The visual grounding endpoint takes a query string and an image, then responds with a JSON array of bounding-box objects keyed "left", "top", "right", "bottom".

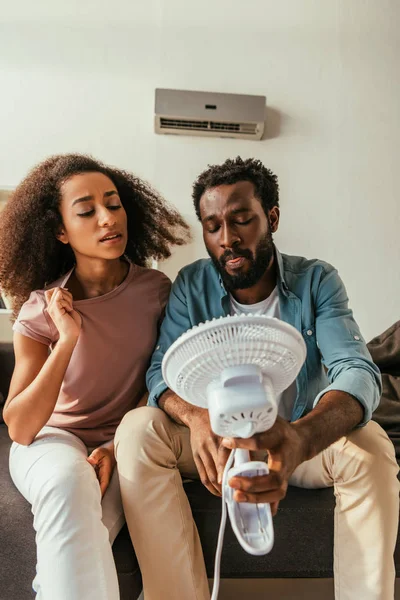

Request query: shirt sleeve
[
  {"left": 146, "top": 270, "right": 192, "bottom": 407},
  {"left": 157, "top": 273, "right": 172, "bottom": 324},
  {"left": 12, "top": 291, "right": 54, "bottom": 346},
  {"left": 313, "top": 265, "right": 382, "bottom": 426}
]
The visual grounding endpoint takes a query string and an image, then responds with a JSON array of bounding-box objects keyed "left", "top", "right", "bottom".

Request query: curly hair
[
  {"left": 192, "top": 156, "right": 279, "bottom": 220},
  {"left": 0, "top": 153, "right": 191, "bottom": 318}
]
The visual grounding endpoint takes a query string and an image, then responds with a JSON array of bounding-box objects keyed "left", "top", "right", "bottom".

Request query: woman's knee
[{"left": 32, "top": 458, "right": 100, "bottom": 516}]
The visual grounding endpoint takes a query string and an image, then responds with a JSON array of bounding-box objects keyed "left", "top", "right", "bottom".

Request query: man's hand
[
  {"left": 187, "top": 410, "right": 231, "bottom": 497},
  {"left": 87, "top": 441, "right": 116, "bottom": 497},
  {"left": 221, "top": 417, "right": 307, "bottom": 515},
  {"left": 158, "top": 390, "right": 232, "bottom": 497}
]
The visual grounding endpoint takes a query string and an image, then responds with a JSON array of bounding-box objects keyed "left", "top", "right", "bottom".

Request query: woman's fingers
[{"left": 46, "top": 287, "right": 73, "bottom": 313}]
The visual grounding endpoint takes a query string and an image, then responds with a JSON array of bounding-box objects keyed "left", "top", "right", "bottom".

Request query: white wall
[{"left": 0, "top": 0, "right": 399, "bottom": 341}]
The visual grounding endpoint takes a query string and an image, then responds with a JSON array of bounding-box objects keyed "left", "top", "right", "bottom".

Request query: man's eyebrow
[
  {"left": 201, "top": 207, "right": 251, "bottom": 223},
  {"left": 230, "top": 207, "right": 251, "bottom": 216},
  {"left": 71, "top": 190, "right": 118, "bottom": 206}
]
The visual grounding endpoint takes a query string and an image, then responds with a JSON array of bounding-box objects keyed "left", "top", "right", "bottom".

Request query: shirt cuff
[
  {"left": 313, "top": 370, "right": 378, "bottom": 427},
  {"left": 147, "top": 378, "right": 169, "bottom": 408}
]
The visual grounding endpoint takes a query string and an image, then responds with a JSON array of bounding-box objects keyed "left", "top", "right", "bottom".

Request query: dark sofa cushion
[
  {"left": 0, "top": 342, "right": 14, "bottom": 424},
  {"left": 185, "top": 480, "right": 335, "bottom": 578},
  {"left": 0, "top": 425, "right": 35, "bottom": 599},
  {"left": 368, "top": 321, "right": 400, "bottom": 458},
  {"left": 113, "top": 527, "right": 142, "bottom": 600}
]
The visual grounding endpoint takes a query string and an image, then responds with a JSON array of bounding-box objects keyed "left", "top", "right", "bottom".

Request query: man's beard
[{"left": 207, "top": 230, "right": 275, "bottom": 291}]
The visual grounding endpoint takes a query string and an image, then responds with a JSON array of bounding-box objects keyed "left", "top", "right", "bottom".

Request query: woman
[{"left": 0, "top": 154, "right": 190, "bottom": 600}]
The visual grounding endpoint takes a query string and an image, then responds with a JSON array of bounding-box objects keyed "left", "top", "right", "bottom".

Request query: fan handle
[{"left": 206, "top": 366, "right": 276, "bottom": 556}]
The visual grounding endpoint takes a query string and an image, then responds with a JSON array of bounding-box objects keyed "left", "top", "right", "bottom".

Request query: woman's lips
[{"left": 100, "top": 234, "right": 123, "bottom": 245}]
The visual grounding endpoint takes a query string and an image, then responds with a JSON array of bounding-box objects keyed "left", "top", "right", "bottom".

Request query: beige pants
[{"left": 115, "top": 407, "right": 400, "bottom": 600}]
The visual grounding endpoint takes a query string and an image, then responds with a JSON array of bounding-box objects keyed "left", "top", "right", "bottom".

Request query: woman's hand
[
  {"left": 44, "top": 287, "right": 81, "bottom": 343},
  {"left": 87, "top": 442, "right": 116, "bottom": 497}
]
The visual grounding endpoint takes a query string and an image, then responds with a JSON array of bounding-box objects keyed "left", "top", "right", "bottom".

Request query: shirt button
[
  {"left": 156, "top": 345, "right": 160, "bottom": 350},
  {"left": 354, "top": 335, "right": 360, "bottom": 341},
  {"left": 306, "top": 329, "right": 313, "bottom": 336}
]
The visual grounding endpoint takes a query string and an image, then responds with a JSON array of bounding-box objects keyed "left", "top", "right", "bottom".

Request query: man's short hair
[{"left": 192, "top": 157, "right": 279, "bottom": 220}]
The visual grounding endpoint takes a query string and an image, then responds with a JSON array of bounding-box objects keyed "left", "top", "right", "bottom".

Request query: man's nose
[{"left": 219, "top": 223, "right": 241, "bottom": 249}]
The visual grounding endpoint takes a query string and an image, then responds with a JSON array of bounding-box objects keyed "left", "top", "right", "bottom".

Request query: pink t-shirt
[{"left": 13, "top": 263, "right": 171, "bottom": 446}]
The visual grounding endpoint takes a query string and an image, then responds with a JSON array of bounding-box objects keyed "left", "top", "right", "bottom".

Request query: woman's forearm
[{"left": 5, "top": 338, "right": 77, "bottom": 445}]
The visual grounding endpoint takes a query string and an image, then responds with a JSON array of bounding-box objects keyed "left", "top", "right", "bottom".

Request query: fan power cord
[{"left": 210, "top": 448, "right": 236, "bottom": 600}]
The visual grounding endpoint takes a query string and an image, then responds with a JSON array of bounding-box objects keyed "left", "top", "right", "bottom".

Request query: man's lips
[{"left": 224, "top": 256, "right": 247, "bottom": 269}]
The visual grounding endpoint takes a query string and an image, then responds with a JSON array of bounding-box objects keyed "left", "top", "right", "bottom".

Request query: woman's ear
[{"left": 57, "top": 228, "right": 69, "bottom": 245}]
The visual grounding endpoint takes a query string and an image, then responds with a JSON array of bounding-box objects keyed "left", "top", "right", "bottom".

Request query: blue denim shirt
[{"left": 147, "top": 248, "right": 381, "bottom": 425}]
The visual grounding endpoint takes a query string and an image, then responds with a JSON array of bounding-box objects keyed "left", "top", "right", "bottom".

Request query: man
[{"left": 115, "top": 157, "right": 399, "bottom": 600}]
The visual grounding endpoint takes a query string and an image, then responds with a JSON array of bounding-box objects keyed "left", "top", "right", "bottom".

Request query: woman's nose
[{"left": 98, "top": 208, "right": 116, "bottom": 228}]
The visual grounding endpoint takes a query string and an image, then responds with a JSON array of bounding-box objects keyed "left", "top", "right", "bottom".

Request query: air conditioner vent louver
[
  {"left": 160, "top": 118, "right": 209, "bottom": 130},
  {"left": 160, "top": 118, "right": 258, "bottom": 135},
  {"left": 155, "top": 89, "right": 266, "bottom": 140}
]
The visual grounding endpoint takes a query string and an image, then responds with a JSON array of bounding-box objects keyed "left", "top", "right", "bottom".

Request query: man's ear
[
  {"left": 268, "top": 206, "right": 280, "bottom": 233},
  {"left": 57, "top": 228, "right": 69, "bottom": 245}
]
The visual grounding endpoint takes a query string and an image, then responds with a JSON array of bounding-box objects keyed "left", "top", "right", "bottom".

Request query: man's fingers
[
  {"left": 194, "top": 455, "right": 219, "bottom": 496},
  {"left": 217, "top": 445, "right": 231, "bottom": 484},
  {"left": 233, "top": 487, "right": 286, "bottom": 505},
  {"left": 222, "top": 435, "right": 265, "bottom": 451},
  {"left": 222, "top": 430, "right": 281, "bottom": 451},
  {"left": 229, "top": 471, "right": 288, "bottom": 505},
  {"left": 194, "top": 453, "right": 221, "bottom": 497},
  {"left": 270, "top": 501, "right": 280, "bottom": 516},
  {"left": 222, "top": 420, "right": 286, "bottom": 451},
  {"left": 229, "top": 473, "right": 283, "bottom": 493},
  {"left": 205, "top": 445, "right": 223, "bottom": 495}
]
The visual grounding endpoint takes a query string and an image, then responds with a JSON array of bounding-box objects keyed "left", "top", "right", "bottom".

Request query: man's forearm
[
  {"left": 159, "top": 389, "right": 208, "bottom": 427},
  {"left": 292, "top": 390, "right": 364, "bottom": 462}
]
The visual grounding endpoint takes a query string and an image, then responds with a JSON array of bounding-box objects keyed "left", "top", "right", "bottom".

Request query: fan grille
[{"left": 162, "top": 316, "right": 306, "bottom": 407}]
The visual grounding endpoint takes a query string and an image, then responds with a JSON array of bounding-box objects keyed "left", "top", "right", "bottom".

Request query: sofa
[{"left": 1, "top": 321, "right": 400, "bottom": 599}]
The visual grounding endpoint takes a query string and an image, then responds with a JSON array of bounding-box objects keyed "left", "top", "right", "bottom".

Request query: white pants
[{"left": 9, "top": 426, "right": 125, "bottom": 600}]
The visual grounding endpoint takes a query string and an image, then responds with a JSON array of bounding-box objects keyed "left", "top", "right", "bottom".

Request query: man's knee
[
  {"left": 115, "top": 406, "right": 173, "bottom": 458},
  {"left": 345, "top": 420, "right": 398, "bottom": 476}
]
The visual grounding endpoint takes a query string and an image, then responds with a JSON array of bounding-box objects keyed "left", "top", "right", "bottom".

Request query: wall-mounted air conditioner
[{"left": 155, "top": 89, "right": 266, "bottom": 141}]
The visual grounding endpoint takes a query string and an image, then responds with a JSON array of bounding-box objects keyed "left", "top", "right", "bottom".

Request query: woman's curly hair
[{"left": 0, "top": 153, "right": 191, "bottom": 318}]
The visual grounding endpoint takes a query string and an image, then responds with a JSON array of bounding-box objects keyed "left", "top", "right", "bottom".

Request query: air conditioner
[{"left": 155, "top": 89, "right": 266, "bottom": 141}]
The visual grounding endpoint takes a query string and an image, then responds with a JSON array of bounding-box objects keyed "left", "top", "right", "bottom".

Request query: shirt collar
[{"left": 274, "top": 246, "right": 289, "bottom": 295}]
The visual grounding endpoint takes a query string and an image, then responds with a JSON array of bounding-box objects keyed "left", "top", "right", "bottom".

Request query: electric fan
[{"left": 162, "top": 315, "right": 306, "bottom": 597}]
